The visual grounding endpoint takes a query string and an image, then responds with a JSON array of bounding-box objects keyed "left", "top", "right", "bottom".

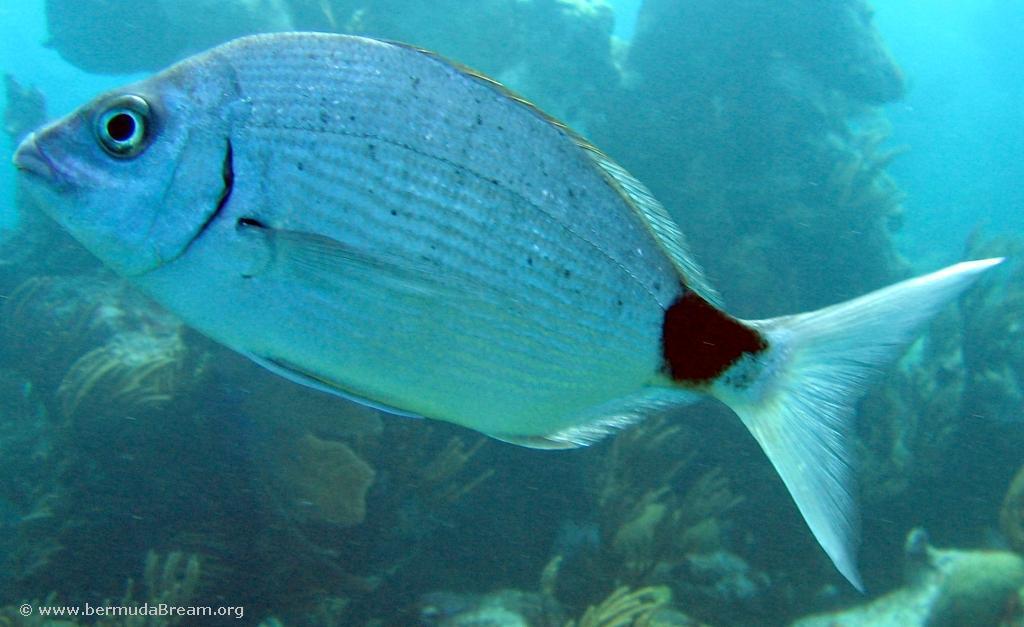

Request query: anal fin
[{"left": 490, "top": 388, "right": 701, "bottom": 449}]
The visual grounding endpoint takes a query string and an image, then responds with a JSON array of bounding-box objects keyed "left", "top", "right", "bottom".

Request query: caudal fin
[{"left": 710, "top": 258, "right": 1003, "bottom": 590}]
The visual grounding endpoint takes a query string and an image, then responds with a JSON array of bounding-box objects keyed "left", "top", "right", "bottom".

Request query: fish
[{"left": 11, "top": 32, "right": 1001, "bottom": 590}]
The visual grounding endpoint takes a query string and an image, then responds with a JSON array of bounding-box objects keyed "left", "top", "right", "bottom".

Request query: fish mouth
[{"left": 12, "top": 133, "right": 65, "bottom": 186}]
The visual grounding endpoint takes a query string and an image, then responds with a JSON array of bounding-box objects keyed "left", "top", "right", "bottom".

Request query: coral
[
  {"left": 373, "top": 423, "right": 494, "bottom": 517},
  {"left": 961, "top": 238, "right": 1024, "bottom": 423},
  {"left": 418, "top": 589, "right": 565, "bottom": 627},
  {"left": 1003, "top": 464, "right": 1024, "bottom": 554},
  {"left": 0, "top": 276, "right": 183, "bottom": 393},
  {"left": 0, "top": 551, "right": 204, "bottom": 627},
  {"left": 0, "top": 275, "right": 242, "bottom": 607},
  {"left": 1003, "top": 585, "right": 1024, "bottom": 627},
  {"left": 57, "top": 332, "right": 194, "bottom": 421},
  {"left": 856, "top": 319, "right": 969, "bottom": 504},
  {"left": 794, "top": 529, "right": 1024, "bottom": 627},
  {"left": 593, "top": 0, "right": 908, "bottom": 317},
  {"left": 565, "top": 586, "right": 673, "bottom": 627},
  {"left": 676, "top": 551, "right": 769, "bottom": 606},
  {"left": 274, "top": 432, "right": 376, "bottom": 526},
  {"left": 113, "top": 551, "right": 203, "bottom": 626},
  {"left": 416, "top": 436, "right": 495, "bottom": 506},
  {"left": 593, "top": 417, "right": 742, "bottom": 584},
  {"left": 0, "top": 369, "right": 51, "bottom": 508}
]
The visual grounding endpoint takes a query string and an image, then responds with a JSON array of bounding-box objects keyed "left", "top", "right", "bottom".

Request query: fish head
[{"left": 12, "top": 53, "right": 243, "bottom": 277}]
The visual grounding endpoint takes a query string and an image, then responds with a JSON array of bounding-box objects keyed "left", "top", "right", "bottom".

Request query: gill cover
[{"left": 13, "top": 50, "right": 244, "bottom": 277}]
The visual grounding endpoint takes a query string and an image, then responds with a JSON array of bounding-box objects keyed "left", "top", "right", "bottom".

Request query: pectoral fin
[
  {"left": 245, "top": 351, "right": 423, "bottom": 419},
  {"left": 237, "top": 218, "right": 457, "bottom": 299}
]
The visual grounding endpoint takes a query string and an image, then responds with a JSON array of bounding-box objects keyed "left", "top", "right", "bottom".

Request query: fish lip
[{"left": 12, "top": 133, "right": 66, "bottom": 186}]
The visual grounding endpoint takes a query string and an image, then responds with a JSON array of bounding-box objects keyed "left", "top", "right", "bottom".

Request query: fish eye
[{"left": 95, "top": 94, "right": 151, "bottom": 158}]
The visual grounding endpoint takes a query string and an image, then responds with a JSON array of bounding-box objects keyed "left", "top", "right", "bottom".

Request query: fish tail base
[{"left": 709, "top": 257, "right": 1003, "bottom": 591}]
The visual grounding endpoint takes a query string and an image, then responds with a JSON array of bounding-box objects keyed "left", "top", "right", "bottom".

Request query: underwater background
[{"left": 0, "top": 0, "right": 1022, "bottom": 625}]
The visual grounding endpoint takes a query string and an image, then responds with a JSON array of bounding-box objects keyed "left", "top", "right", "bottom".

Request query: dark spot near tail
[
  {"left": 662, "top": 289, "right": 767, "bottom": 384},
  {"left": 476, "top": 114, "right": 483, "bottom": 126}
]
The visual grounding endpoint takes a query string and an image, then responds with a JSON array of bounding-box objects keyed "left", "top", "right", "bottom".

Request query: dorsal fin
[
  {"left": 391, "top": 40, "right": 722, "bottom": 307},
  {"left": 579, "top": 149, "right": 722, "bottom": 306}
]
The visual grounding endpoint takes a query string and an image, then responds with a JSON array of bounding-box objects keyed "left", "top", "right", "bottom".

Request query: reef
[
  {"left": 594, "top": 417, "right": 743, "bottom": 582},
  {"left": 417, "top": 588, "right": 565, "bottom": 627},
  {"left": 0, "top": 275, "right": 214, "bottom": 600},
  {"left": 1002, "top": 464, "right": 1024, "bottom": 555},
  {"left": 0, "top": 550, "right": 204, "bottom": 626},
  {"left": 271, "top": 432, "right": 375, "bottom": 527},
  {"left": 566, "top": 585, "right": 673, "bottom": 627},
  {"left": 850, "top": 239, "right": 1024, "bottom": 593},
  {"left": 792, "top": 528, "right": 1024, "bottom": 626},
  {"left": 594, "top": 0, "right": 908, "bottom": 316}
]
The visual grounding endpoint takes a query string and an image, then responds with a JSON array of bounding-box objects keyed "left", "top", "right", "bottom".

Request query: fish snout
[{"left": 13, "top": 132, "right": 62, "bottom": 184}]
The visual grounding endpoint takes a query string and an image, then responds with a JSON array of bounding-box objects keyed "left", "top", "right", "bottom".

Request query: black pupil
[{"left": 106, "top": 112, "right": 137, "bottom": 142}]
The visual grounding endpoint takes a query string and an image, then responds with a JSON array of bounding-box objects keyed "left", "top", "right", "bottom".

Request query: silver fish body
[
  {"left": 169, "top": 34, "right": 699, "bottom": 439},
  {"left": 14, "top": 32, "right": 1002, "bottom": 589},
  {"left": 20, "top": 33, "right": 692, "bottom": 439}
]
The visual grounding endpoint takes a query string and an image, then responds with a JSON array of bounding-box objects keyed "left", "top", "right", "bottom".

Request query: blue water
[
  {"left": 1, "top": 2, "right": 1022, "bottom": 625},
  {"left": 4, "top": 0, "right": 1020, "bottom": 264},
  {"left": 876, "top": 0, "right": 1024, "bottom": 266},
  {"left": 0, "top": 0, "right": 142, "bottom": 231}
]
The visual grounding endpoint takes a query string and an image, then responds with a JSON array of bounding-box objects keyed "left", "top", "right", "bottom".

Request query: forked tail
[{"left": 709, "top": 258, "right": 1003, "bottom": 590}]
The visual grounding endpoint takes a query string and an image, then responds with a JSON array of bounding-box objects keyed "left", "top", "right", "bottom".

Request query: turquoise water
[
  {"left": 875, "top": 0, "right": 1024, "bottom": 266},
  {"left": 4, "top": 1, "right": 1020, "bottom": 264},
  {"left": 1, "top": 2, "right": 1022, "bottom": 625}
]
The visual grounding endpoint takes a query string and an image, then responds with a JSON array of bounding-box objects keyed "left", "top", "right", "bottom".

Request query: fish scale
[
  {"left": 232, "top": 35, "right": 679, "bottom": 298},
  {"left": 15, "top": 31, "right": 1002, "bottom": 588},
  {"left": 282, "top": 135, "right": 648, "bottom": 332},
  {"left": 254, "top": 116, "right": 654, "bottom": 318},
  {"left": 196, "top": 36, "right": 677, "bottom": 431},
  {"left": 269, "top": 144, "right": 649, "bottom": 380}
]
